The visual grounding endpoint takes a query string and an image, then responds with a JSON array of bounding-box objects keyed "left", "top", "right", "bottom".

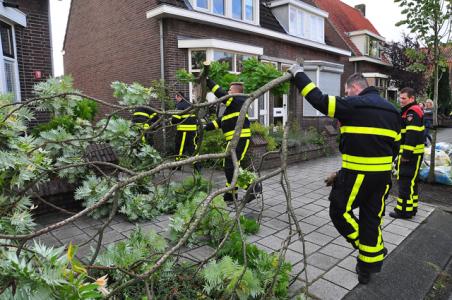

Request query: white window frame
[
  {"left": 189, "top": 0, "right": 259, "bottom": 25},
  {"left": 187, "top": 48, "right": 257, "bottom": 102},
  {"left": 0, "top": 19, "right": 21, "bottom": 102},
  {"left": 288, "top": 5, "right": 325, "bottom": 43}
]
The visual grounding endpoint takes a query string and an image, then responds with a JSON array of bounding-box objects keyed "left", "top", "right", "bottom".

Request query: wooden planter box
[{"left": 248, "top": 125, "right": 339, "bottom": 171}]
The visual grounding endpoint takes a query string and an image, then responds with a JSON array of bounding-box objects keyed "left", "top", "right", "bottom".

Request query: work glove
[
  {"left": 287, "top": 64, "right": 303, "bottom": 77},
  {"left": 324, "top": 171, "right": 338, "bottom": 187}
]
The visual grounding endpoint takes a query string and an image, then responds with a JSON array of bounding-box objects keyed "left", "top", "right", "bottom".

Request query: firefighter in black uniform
[
  {"left": 132, "top": 106, "right": 159, "bottom": 145},
  {"left": 171, "top": 92, "right": 200, "bottom": 171},
  {"left": 288, "top": 66, "right": 401, "bottom": 284},
  {"left": 390, "top": 87, "right": 424, "bottom": 219},
  {"left": 204, "top": 79, "right": 254, "bottom": 202}
]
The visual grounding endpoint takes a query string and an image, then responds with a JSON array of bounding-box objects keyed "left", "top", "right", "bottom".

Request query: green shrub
[
  {"left": 74, "top": 98, "right": 97, "bottom": 121},
  {"left": 250, "top": 122, "right": 278, "bottom": 151},
  {"left": 200, "top": 129, "right": 226, "bottom": 167}
]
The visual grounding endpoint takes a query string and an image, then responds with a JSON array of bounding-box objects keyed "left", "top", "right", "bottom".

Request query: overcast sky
[{"left": 49, "top": 0, "right": 408, "bottom": 76}]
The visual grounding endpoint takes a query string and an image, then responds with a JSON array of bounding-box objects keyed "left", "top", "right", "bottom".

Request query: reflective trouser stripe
[
  {"left": 344, "top": 174, "right": 364, "bottom": 242},
  {"left": 327, "top": 96, "right": 336, "bottom": 118},
  {"left": 178, "top": 132, "right": 187, "bottom": 159},
  {"left": 358, "top": 184, "right": 389, "bottom": 254},
  {"left": 300, "top": 82, "right": 316, "bottom": 97},
  {"left": 409, "top": 155, "right": 422, "bottom": 207},
  {"left": 241, "top": 139, "right": 250, "bottom": 161},
  {"left": 212, "top": 120, "right": 219, "bottom": 129},
  {"left": 396, "top": 154, "right": 402, "bottom": 180},
  {"left": 358, "top": 254, "right": 385, "bottom": 263}
]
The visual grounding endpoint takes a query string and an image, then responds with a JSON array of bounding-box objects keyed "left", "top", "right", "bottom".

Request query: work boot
[
  {"left": 389, "top": 211, "right": 412, "bottom": 219},
  {"left": 355, "top": 264, "right": 371, "bottom": 284},
  {"left": 243, "top": 183, "right": 262, "bottom": 203},
  {"left": 224, "top": 192, "right": 234, "bottom": 203}
]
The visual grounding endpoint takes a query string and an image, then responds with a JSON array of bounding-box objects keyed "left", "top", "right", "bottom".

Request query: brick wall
[
  {"left": 15, "top": 0, "right": 53, "bottom": 100},
  {"left": 64, "top": 0, "right": 161, "bottom": 117}
]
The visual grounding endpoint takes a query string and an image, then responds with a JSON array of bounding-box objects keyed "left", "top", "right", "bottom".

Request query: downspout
[{"left": 159, "top": 19, "right": 167, "bottom": 153}]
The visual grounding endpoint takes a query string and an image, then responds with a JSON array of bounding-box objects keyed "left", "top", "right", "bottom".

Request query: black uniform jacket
[{"left": 294, "top": 72, "right": 401, "bottom": 173}]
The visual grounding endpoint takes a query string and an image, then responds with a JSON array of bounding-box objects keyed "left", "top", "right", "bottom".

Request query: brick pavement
[{"left": 34, "top": 128, "right": 452, "bottom": 299}]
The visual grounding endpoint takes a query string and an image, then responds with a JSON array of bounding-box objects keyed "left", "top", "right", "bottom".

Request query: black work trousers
[
  {"left": 329, "top": 169, "right": 391, "bottom": 273},
  {"left": 396, "top": 154, "right": 423, "bottom": 216},
  {"left": 224, "top": 138, "right": 250, "bottom": 189}
]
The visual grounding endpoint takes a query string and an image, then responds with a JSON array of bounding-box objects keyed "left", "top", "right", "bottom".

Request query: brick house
[
  {"left": 0, "top": 0, "right": 53, "bottom": 101},
  {"left": 64, "top": 0, "right": 354, "bottom": 128},
  {"left": 314, "top": 0, "right": 395, "bottom": 101}
]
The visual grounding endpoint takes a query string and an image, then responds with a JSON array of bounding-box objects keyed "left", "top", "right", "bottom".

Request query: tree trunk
[{"left": 427, "top": 16, "right": 440, "bottom": 183}]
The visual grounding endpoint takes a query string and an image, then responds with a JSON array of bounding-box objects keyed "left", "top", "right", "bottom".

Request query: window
[
  {"left": 191, "top": 50, "right": 206, "bottom": 71},
  {"left": 288, "top": 6, "right": 324, "bottom": 43},
  {"left": 213, "top": 0, "right": 224, "bottom": 15},
  {"left": 188, "top": 48, "right": 255, "bottom": 101},
  {"left": 0, "top": 23, "right": 14, "bottom": 58},
  {"left": 0, "top": 21, "right": 20, "bottom": 101},
  {"left": 190, "top": 0, "right": 257, "bottom": 22},
  {"left": 366, "top": 36, "right": 382, "bottom": 59},
  {"left": 214, "top": 51, "right": 234, "bottom": 71}
]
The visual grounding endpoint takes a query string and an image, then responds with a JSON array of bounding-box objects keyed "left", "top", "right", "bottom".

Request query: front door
[{"left": 273, "top": 94, "right": 287, "bottom": 125}]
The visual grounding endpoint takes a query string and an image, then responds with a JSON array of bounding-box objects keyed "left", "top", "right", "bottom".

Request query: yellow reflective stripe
[
  {"left": 358, "top": 253, "right": 384, "bottom": 263},
  {"left": 406, "top": 125, "right": 425, "bottom": 132},
  {"left": 224, "top": 129, "right": 252, "bottom": 141},
  {"left": 221, "top": 112, "right": 249, "bottom": 121},
  {"left": 177, "top": 125, "right": 197, "bottom": 131},
  {"left": 133, "top": 112, "right": 151, "bottom": 118},
  {"left": 342, "top": 154, "right": 393, "bottom": 165},
  {"left": 342, "top": 161, "right": 392, "bottom": 172},
  {"left": 226, "top": 97, "right": 234, "bottom": 107},
  {"left": 143, "top": 124, "right": 150, "bottom": 129},
  {"left": 409, "top": 155, "right": 422, "bottom": 204},
  {"left": 301, "top": 82, "right": 316, "bottom": 97},
  {"left": 343, "top": 174, "right": 363, "bottom": 241},
  {"left": 400, "top": 144, "right": 424, "bottom": 154},
  {"left": 212, "top": 84, "right": 220, "bottom": 93},
  {"left": 327, "top": 96, "right": 336, "bottom": 118},
  {"left": 172, "top": 115, "right": 182, "bottom": 119},
  {"left": 179, "top": 132, "right": 187, "bottom": 156},
  {"left": 348, "top": 231, "right": 359, "bottom": 240},
  {"left": 396, "top": 204, "right": 413, "bottom": 211},
  {"left": 359, "top": 243, "right": 385, "bottom": 253},
  {"left": 396, "top": 155, "right": 402, "bottom": 180},
  {"left": 224, "top": 129, "right": 251, "bottom": 137},
  {"left": 340, "top": 126, "right": 399, "bottom": 139},
  {"left": 149, "top": 113, "right": 157, "bottom": 119},
  {"left": 240, "top": 139, "right": 250, "bottom": 161},
  {"left": 212, "top": 120, "right": 219, "bottom": 129},
  {"left": 395, "top": 133, "right": 401, "bottom": 142},
  {"left": 180, "top": 114, "right": 196, "bottom": 118}
]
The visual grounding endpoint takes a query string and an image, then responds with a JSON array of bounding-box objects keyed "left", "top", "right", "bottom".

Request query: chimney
[{"left": 355, "top": 4, "right": 366, "bottom": 16}]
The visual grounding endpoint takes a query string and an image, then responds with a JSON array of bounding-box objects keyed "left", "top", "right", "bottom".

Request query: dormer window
[
  {"left": 366, "top": 36, "right": 383, "bottom": 59},
  {"left": 267, "top": 0, "right": 328, "bottom": 44},
  {"left": 189, "top": 0, "right": 259, "bottom": 24},
  {"left": 289, "top": 6, "right": 324, "bottom": 43}
]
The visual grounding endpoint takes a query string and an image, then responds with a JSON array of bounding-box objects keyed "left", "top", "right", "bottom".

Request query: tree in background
[
  {"left": 428, "top": 65, "right": 452, "bottom": 115},
  {"left": 387, "top": 36, "right": 430, "bottom": 93},
  {"left": 395, "top": 0, "right": 452, "bottom": 182}
]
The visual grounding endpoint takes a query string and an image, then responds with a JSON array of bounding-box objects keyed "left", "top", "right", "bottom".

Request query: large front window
[
  {"left": 288, "top": 6, "right": 325, "bottom": 43},
  {"left": 0, "top": 21, "right": 20, "bottom": 101},
  {"left": 190, "top": 0, "right": 258, "bottom": 23}
]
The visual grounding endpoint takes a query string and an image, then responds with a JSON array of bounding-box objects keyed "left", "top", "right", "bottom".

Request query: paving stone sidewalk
[{"left": 34, "top": 128, "right": 452, "bottom": 299}]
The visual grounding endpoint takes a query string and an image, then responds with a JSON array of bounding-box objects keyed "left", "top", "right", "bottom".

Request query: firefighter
[
  {"left": 171, "top": 91, "right": 201, "bottom": 171},
  {"left": 204, "top": 78, "right": 259, "bottom": 203},
  {"left": 288, "top": 66, "right": 401, "bottom": 284},
  {"left": 132, "top": 105, "right": 159, "bottom": 145},
  {"left": 390, "top": 87, "right": 424, "bottom": 219}
]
